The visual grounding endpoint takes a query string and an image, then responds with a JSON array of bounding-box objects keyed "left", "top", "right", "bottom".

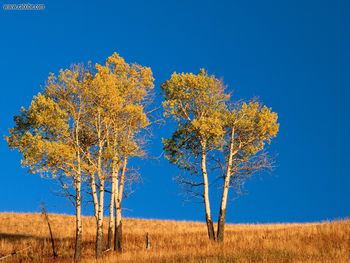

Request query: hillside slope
[{"left": 0, "top": 213, "right": 349, "bottom": 262}]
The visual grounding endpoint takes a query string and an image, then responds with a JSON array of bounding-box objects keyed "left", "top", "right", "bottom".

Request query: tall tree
[
  {"left": 105, "top": 53, "right": 154, "bottom": 252},
  {"left": 82, "top": 53, "right": 154, "bottom": 255},
  {"left": 82, "top": 61, "right": 114, "bottom": 257},
  {"left": 216, "top": 101, "right": 279, "bottom": 242},
  {"left": 162, "top": 69, "right": 229, "bottom": 240},
  {"left": 6, "top": 65, "right": 91, "bottom": 261}
]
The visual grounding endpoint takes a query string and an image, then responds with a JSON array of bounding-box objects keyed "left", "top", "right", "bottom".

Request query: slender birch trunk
[
  {"left": 113, "top": 170, "right": 119, "bottom": 251},
  {"left": 114, "top": 156, "right": 127, "bottom": 252},
  {"left": 95, "top": 112, "right": 105, "bottom": 258},
  {"left": 217, "top": 127, "right": 235, "bottom": 242},
  {"left": 74, "top": 118, "right": 83, "bottom": 261},
  {"left": 107, "top": 183, "right": 115, "bottom": 251},
  {"left": 90, "top": 172, "right": 99, "bottom": 220},
  {"left": 74, "top": 177, "right": 82, "bottom": 261},
  {"left": 96, "top": 179, "right": 105, "bottom": 257},
  {"left": 115, "top": 203, "right": 122, "bottom": 252},
  {"left": 200, "top": 141, "right": 215, "bottom": 241},
  {"left": 107, "top": 158, "right": 118, "bottom": 250}
]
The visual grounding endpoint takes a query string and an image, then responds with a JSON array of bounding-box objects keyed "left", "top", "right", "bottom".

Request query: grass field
[{"left": 0, "top": 213, "right": 349, "bottom": 262}]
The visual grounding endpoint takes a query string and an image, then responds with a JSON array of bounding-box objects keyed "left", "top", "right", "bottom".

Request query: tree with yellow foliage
[
  {"left": 103, "top": 53, "right": 153, "bottom": 253},
  {"left": 162, "top": 69, "right": 229, "bottom": 240},
  {"left": 217, "top": 101, "right": 279, "bottom": 242},
  {"left": 82, "top": 53, "right": 153, "bottom": 256},
  {"left": 6, "top": 53, "right": 154, "bottom": 260},
  {"left": 6, "top": 65, "right": 90, "bottom": 261},
  {"left": 162, "top": 70, "right": 279, "bottom": 242}
]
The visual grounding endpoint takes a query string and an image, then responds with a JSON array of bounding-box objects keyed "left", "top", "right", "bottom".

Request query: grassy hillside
[{"left": 0, "top": 213, "right": 349, "bottom": 262}]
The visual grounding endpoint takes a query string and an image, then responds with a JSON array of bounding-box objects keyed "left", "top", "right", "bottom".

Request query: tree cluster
[
  {"left": 6, "top": 54, "right": 279, "bottom": 260},
  {"left": 6, "top": 53, "right": 154, "bottom": 260},
  {"left": 162, "top": 69, "right": 279, "bottom": 241}
]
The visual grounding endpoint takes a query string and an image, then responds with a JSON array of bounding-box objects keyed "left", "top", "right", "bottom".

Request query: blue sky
[{"left": 1, "top": 0, "right": 349, "bottom": 223}]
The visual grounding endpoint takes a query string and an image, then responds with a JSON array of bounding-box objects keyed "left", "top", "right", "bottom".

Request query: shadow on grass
[
  {"left": 0, "top": 232, "right": 96, "bottom": 247},
  {"left": 0, "top": 233, "right": 47, "bottom": 241}
]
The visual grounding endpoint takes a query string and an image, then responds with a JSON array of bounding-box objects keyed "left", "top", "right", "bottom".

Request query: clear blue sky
[{"left": 1, "top": 0, "right": 349, "bottom": 223}]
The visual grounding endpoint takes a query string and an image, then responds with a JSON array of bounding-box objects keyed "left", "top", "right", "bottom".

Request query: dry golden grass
[{"left": 0, "top": 213, "right": 349, "bottom": 262}]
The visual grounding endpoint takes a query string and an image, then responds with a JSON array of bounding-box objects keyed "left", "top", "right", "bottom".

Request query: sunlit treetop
[
  {"left": 6, "top": 52, "right": 155, "bottom": 178},
  {"left": 161, "top": 69, "right": 229, "bottom": 143},
  {"left": 95, "top": 53, "right": 154, "bottom": 159},
  {"left": 226, "top": 101, "right": 279, "bottom": 156},
  {"left": 6, "top": 92, "right": 77, "bottom": 176}
]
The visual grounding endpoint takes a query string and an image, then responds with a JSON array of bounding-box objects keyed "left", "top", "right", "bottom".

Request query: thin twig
[{"left": 0, "top": 246, "right": 31, "bottom": 261}]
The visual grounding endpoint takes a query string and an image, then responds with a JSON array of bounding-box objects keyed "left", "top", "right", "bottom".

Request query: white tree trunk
[
  {"left": 74, "top": 177, "right": 82, "bottom": 261},
  {"left": 74, "top": 120, "right": 82, "bottom": 261},
  {"left": 115, "top": 203, "right": 122, "bottom": 252},
  {"left": 217, "top": 127, "right": 235, "bottom": 242},
  {"left": 200, "top": 141, "right": 215, "bottom": 241},
  {"left": 95, "top": 115, "right": 105, "bottom": 258},
  {"left": 107, "top": 159, "right": 118, "bottom": 250},
  {"left": 90, "top": 173, "right": 98, "bottom": 220},
  {"left": 114, "top": 156, "right": 127, "bottom": 252},
  {"left": 95, "top": 179, "right": 104, "bottom": 257}
]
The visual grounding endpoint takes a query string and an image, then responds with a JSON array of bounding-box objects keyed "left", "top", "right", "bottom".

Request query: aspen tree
[
  {"left": 6, "top": 53, "right": 154, "bottom": 259},
  {"left": 83, "top": 53, "right": 153, "bottom": 255},
  {"left": 162, "top": 70, "right": 279, "bottom": 243},
  {"left": 216, "top": 101, "right": 279, "bottom": 242},
  {"left": 162, "top": 69, "right": 229, "bottom": 240},
  {"left": 6, "top": 65, "right": 90, "bottom": 261},
  {"left": 104, "top": 53, "right": 154, "bottom": 252}
]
